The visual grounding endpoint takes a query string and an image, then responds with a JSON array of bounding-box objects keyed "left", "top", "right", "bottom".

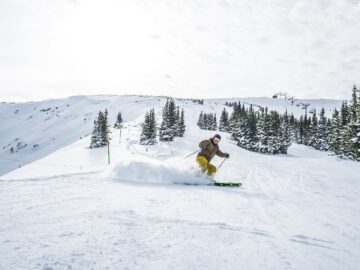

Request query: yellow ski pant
[{"left": 196, "top": 156, "right": 217, "bottom": 176}]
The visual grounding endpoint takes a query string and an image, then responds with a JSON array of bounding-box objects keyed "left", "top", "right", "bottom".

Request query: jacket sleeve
[
  {"left": 199, "top": 140, "right": 209, "bottom": 149},
  {"left": 216, "top": 148, "right": 226, "bottom": 158}
]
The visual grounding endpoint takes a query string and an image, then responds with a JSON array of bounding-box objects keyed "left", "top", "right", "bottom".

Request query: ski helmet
[{"left": 214, "top": 134, "right": 221, "bottom": 140}]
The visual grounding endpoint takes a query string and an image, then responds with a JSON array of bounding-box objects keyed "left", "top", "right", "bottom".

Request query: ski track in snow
[{"left": 0, "top": 96, "right": 359, "bottom": 269}]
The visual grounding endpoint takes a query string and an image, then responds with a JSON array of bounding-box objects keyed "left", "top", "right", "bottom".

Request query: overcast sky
[{"left": 1, "top": 0, "right": 360, "bottom": 102}]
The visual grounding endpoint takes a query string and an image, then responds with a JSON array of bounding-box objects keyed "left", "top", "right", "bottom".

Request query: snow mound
[{"left": 107, "top": 156, "right": 210, "bottom": 185}]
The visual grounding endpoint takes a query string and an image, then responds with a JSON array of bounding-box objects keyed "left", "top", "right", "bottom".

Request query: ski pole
[
  {"left": 184, "top": 150, "right": 200, "bottom": 159},
  {"left": 218, "top": 157, "right": 227, "bottom": 170}
]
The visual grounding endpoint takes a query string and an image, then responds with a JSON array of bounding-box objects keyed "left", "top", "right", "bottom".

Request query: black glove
[
  {"left": 200, "top": 145, "right": 206, "bottom": 151},
  {"left": 225, "top": 153, "right": 230, "bottom": 159}
]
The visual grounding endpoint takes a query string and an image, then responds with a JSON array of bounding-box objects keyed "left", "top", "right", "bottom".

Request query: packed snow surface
[{"left": 1, "top": 95, "right": 359, "bottom": 270}]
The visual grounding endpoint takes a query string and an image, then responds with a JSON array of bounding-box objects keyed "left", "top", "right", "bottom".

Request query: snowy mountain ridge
[{"left": 0, "top": 95, "right": 343, "bottom": 176}]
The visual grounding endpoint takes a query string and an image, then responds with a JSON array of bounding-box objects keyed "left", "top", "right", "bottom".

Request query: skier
[{"left": 197, "top": 134, "right": 230, "bottom": 177}]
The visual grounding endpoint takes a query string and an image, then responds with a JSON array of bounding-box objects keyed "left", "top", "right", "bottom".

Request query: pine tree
[
  {"left": 173, "top": 107, "right": 179, "bottom": 137},
  {"left": 327, "top": 86, "right": 360, "bottom": 160},
  {"left": 350, "top": 85, "right": 358, "bottom": 122},
  {"left": 178, "top": 109, "right": 186, "bottom": 137},
  {"left": 339, "top": 102, "right": 352, "bottom": 156},
  {"left": 279, "top": 115, "right": 291, "bottom": 154},
  {"left": 90, "top": 110, "right": 110, "bottom": 148},
  {"left": 297, "top": 116, "right": 304, "bottom": 144},
  {"left": 205, "top": 114, "right": 211, "bottom": 130},
  {"left": 303, "top": 115, "right": 311, "bottom": 145},
  {"left": 314, "top": 108, "right": 330, "bottom": 151},
  {"left": 197, "top": 111, "right": 204, "bottom": 129},
  {"left": 330, "top": 109, "right": 342, "bottom": 155},
  {"left": 289, "top": 113, "right": 297, "bottom": 141},
  {"left": 140, "top": 111, "right": 150, "bottom": 144},
  {"left": 140, "top": 109, "right": 157, "bottom": 145},
  {"left": 229, "top": 102, "right": 241, "bottom": 133},
  {"left": 212, "top": 114, "right": 218, "bottom": 131},
  {"left": 345, "top": 120, "right": 360, "bottom": 160},
  {"left": 346, "top": 86, "right": 360, "bottom": 159},
  {"left": 231, "top": 112, "right": 249, "bottom": 149},
  {"left": 100, "top": 109, "right": 110, "bottom": 145},
  {"left": 159, "top": 98, "right": 184, "bottom": 141},
  {"left": 247, "top": 106, "right": 258, "bottom": 150},
  {"left": 90, "top": 117, "right": 101, "bottom": 148},
  {"left": 219, "top": 108, "right": 230, "bottom": 132},
  {"left": 228, "top": 105, "right": 291, "bottom": 154},
  {"left": 309, "top": 109, "right": 318, "bottom": 147},
  {"left": 256, "top": 108, "right": 270, "bottom": 153},
  {"left": 268, "top": 111, "right": 281, "bottom": 154},
  {"left": 159, "top": 99, "right": 172, "bottom": 141},
  {"left": 114, "top": 112, "right": 123, "bottom": 128}
]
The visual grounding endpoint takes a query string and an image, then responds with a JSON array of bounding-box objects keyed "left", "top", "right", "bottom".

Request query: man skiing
[{"left": 197, "top": 134, "right": 230, "bottom": 177}]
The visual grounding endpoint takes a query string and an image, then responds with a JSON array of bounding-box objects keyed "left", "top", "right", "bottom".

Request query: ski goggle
[{"left": 214, "top": 138, "right": 220, "bottom": 143}]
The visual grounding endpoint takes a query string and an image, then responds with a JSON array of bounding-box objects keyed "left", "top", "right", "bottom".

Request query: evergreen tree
[
  {"left": 314, "top": 108, "right": 330, "bottom": 151},
  {"left": 197, "top": 112, "right": 218, "bottom": 131},
  {"left": 309, "top": 109, "right": 318, "bottom": 147},
  {"left": 140, "top": 109, "right": 157, "bottom": 145},
  {"left": 267, "top": 111, "right": 281, "bottom": 154},
  {"left": 219, "top": 108, "right": 230, "bottom": 132},
  {"left": 346, "top": 86, "right": 360, "bottom": 159},
  {"left": 256, "top": 108, "right": 270, "bottom": 153},
  {"left": 289, "top": 113, "right": 297, "bottom": 141},
  {"left": 226, "top": 105, "right": 291, "bottom": 154},
  {"left": 340, "top": 102, "right": 352, "bottom": 156},
  {"left": 229, "top": 102, "right": 241, "bottom": 133},
  {"left": 330, "top": 109, "right": 342, "bottom": 155},
  {"left": 159, "top": 98, "right": 185, "bottom": 141},
  {"left": 197, "top": 111, "right": 204, "bottom": 129},
  {"left": 174, "top": 107, "right": 180, "bottom": 137},
  {"left": 90, "top": 109, "right": 110, "bottom": 148},
  {"left": 345, "top": 120, "right": 360, "bottom": 160},
  {"left": 303, "top": 115, "right": 311, "bottom": 145},
  {"left": 231, "top": 112, "right": 249, "bottom": 149},
  {"left": 90, "top": 117, "right": 101, "bottom": 148},
  {"left": 279, "top": 115, "right": 291, "bottom": 154},
  {"left": 327, "top": 87, "right": 360, "bottom": 160},
  {"left": 212, "top": 114, "right": 218, "bottom": 131},
  {"left": 114, "top": 112, "right": 123, "bottom": 128},
  {"left": 247, "top": 106, "right": 258, "bottom": 149},
  {"left": 159, "top": 99, "right": 172, "bottom": 141},
  {"left": 178, "top": 108, "right": 186, "bottom": 137},
  {"left": 100, "top": 109, "right": 110, "bottom": 145},
  {"left": 340, "top": 102, "right": 350, "bottom": 127},
  {"left": 350, "top": 85, "right": 358, "bottom": 122}
]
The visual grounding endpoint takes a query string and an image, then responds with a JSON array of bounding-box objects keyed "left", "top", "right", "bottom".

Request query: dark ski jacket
[{"left": 197, "top": 138, "right": 226, "bottom": 162}]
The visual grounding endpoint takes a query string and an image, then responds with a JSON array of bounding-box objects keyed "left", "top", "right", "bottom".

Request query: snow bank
[{"left": 106, "top": 156, "right": 210, "bottom": 185}]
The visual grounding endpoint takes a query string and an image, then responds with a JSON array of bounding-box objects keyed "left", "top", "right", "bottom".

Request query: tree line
[
  {"left": 197, "top": 112, "right": 218, "bottom": 131},
  {"left": 288, "top": 86, "right": 360, "bottom": 160},
  {"left": 89, "top": 87, "right": 360, "bottom": 161},
  {"left": 90, "top": 98, "right": 186, "bottom": 148},
  {"left": 140, "top": 98, "right": 186, "bottom": 145},
  {"left": 196, "top": 86, "right": 359, "bottom": 160}
]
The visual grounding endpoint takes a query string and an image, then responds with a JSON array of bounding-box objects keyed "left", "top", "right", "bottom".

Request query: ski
[
  {"left": 213, "top": 182, "right": 242, "bottom": 187},
  {"left": 181, "top": 182, "right": 242, "bottom": 187}
]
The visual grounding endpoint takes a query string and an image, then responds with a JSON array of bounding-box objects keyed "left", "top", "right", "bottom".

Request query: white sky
[{"left": 0, "top": 0, "right": 360, "bottom": 102}]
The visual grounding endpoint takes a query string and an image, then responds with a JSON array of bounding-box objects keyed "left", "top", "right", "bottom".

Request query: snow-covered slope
[
  {"left": 0, "top": 95, "right": 342, "bottom": 176},
  {"left": 0, "top": 95, "right": 359, "bottom": 270}
]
